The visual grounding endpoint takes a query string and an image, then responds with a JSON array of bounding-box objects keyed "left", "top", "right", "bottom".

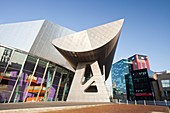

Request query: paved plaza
[{"left": 0, "top": 102, "right": 169, "bottom": 113}]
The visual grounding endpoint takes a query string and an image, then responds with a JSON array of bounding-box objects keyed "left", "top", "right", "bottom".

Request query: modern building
[
  {"left": 0, "top": 19, "right": 124, "bottom": 103},
  {"left": 111, "top": 54, "right": 153, "bottom": 100},
  {"left": 111, "top": 59, "right": 132, "bottom": 95},
  {"left": 128, "top": 54, "right": 150, "bottom": 70},
  {"left": 125, "top": 73, "right": 135, "bottom": 100},
  {"left": 52, "top": 19, "right": 124, "bottom": 102},
  {"left": 152, "top": 71, "right": 170, "bottom": 100},
  {"left": 125, "top": 69, "right": 154, "bottom": 100},
  {"left": 0, "top": 20, "right": 75, "bottom": 103}
]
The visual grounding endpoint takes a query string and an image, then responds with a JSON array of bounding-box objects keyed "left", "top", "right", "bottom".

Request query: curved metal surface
[{"left": 52, "top": 19, "right": 124, "bottom": 80}]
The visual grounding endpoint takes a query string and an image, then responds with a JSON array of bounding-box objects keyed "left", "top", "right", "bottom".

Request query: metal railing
[{"left": 112, "top": 99, "right": 170, "bottom": 106}]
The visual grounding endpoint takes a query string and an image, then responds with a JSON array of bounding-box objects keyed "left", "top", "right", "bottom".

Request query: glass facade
[
  {"left": 125, "top": 74, "right": 135, "bottom": 101},
  {"left": 0, "top": 45, "right": 74, "bottom": 103},
  {"left": 111, "top": 55, "right": 153, "bottom": 101},
  {"left": 111, "top": 59, "right": 132, "bottom": 94},
  {"left": 125, "top": 69, "right": 155, "bottom": 101},
  {"left": 157, "top": 73, "right": 170, "bottom": 100}
]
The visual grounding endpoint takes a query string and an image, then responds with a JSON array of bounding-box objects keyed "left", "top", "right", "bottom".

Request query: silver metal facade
[
  {"left": 0, "top": 20, "right": 75, "bottom": 71},
  {"left": 0, "top": 19, "right": 124, "bottom": 102},
  {"left": 52, "top": 19, "right": 124, "bottom": 80},
  {"left": 0, "top": 20, "right": 44, "bottom": 52},
  {"left": 29, "top": 20, "right": 75, "bottom": 71},
  {"left": 0, "top": 20, "right": 76, "bottom": 103}
]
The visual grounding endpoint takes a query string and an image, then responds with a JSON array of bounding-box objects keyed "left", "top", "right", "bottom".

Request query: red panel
[
  {"left": 142, "top": 62, "right": 145, "bottom": 69},
  {"left": 132, "top": 61, "right": 136, "bottom": 70},
  {"left": 136, "top": 55, "right": 141, "bottom": 70},
  {"left": 135, "top": 93, "right": 153, "bottom": 96}
]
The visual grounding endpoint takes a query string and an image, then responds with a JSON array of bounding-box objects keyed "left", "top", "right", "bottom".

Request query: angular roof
[
  {"left": 0, "top": 20, "right": 44, "bottom": 52},
  {"left": 0, "top": 20, "right": 75, "bottom": 71},
  {"left": 52, "top": 19, "right": 124, "bottom": 80},
  {"left": 52, "top": 19, "right": 124, "bottom": 52}
]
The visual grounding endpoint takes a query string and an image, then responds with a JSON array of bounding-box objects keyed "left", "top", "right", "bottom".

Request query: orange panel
[
  {"left": 26, "top": 79, "right": 37, "bottom": 83},
  {"left": 0, "top": 75, "right": 10, "bottom": 80},
  {"left": 27, "top": 86, "right": 46, "bottom": 93},
  {"left": 26, "top": 97, "right": 44, "bottom": 102}
]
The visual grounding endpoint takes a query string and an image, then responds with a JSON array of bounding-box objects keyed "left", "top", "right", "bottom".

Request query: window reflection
[
  {"left": 22, "top": 56, "right": 37, "bottom": 102},
  {"left": 0, "top": 45, "right": 74, "bottom": 103},
  {"left": 0, "top": 50, "right": 27, "bottom": 103},
  {"left": 43, "top": 63, "right": 55, "bottom": 101},
  {"left": 0, "top": 46, "right": 12, "bottom": 72},
  {"left": 161, "top": 80, "right": 170, "bottom": 88}
]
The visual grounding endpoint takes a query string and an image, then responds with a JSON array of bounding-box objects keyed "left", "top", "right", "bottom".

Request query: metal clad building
[
  {"left": 0, "top": 20, "right": 75, "bottom": 103},
  {"left": 0, "top": 19, "right": 124, "bottom": 103}
]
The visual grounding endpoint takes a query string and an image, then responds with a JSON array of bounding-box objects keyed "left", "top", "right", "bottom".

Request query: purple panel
[
  {"left": 27, "top": 92, "right": 34, "bottom": 97},
  {"left": 36, "top": 77, "right": 42, "bottom": 84},
  {"left": 10, "top": 71, "right": 18, "bottom": 78},
  {"left": 19, "top": 73, "right": 24, "bottom": 86},
  {"left": 48, "top": 86, "right": 57, "bottom": 99},
  {"left": 21, "top": 73, "right": 28, "bottom": 100},
  {"left": 0, "top": 92, "right": 11, "bottom": 102},
  {"left": 7, "top": 80, "right": 15, "bottom": 91}
]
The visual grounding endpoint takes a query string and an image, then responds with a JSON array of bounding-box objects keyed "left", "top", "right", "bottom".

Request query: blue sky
[{"left": 0, "top": 0, "right": 170, "bottom": 72}]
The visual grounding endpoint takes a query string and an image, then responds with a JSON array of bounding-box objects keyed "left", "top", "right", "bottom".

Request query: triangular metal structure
[{"left": 52, "top": 19, "right": 124, "bottom": 102}]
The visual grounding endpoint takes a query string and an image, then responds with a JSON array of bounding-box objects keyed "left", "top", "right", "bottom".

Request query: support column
[
  {"left": 67, "top": 61, "right": 110, "bottom": 102},
  {"left": 103, "top": 65, "right": 105, "bottom": 81}
]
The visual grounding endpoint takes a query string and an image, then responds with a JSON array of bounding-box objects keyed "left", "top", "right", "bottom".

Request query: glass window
[
  {"left": 64, "top": 72, "right": 74, "bottom": 101},
  {"left": 25, "top": 59, "right": 48, "bottom": 102},
  {"left": 22, "top": 55, "right": 38, "bottom": 102},
  {"left": 161, "top": 80, "right": 170, "bottom": 88},
  {"left": 57, "top": 72, "right": 67, "bottom": 101},
  {"left": 1, "top": 50, "right": 27, "bottom": 103},
  {"left": 43, "top": 62, "right": 55, "bottom": 101},
  {"left": 0, "top": 46, "right": 13, "bottom": 72}
]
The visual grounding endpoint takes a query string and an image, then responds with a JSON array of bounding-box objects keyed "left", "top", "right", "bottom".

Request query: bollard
[
  {"left": 126, "top": 100, "right": 128, "bottom": 105},
  {"left": 135, "top": 100, "right": 137, "bottom": 105},
  {"left": 154, "top": 100, "right": 156, "bottom": 106},
  {"left": 115, "top": 99, "right": 118, "bottom": 103},
  {"left": 144, "top": 100, "right": 146, "bottom": 106},
  {"left": 4, "top": 98, "right": 6, "bottom": 103},
  {"left": 164, "top": 100, "right": 167, "bottom": 106}
]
